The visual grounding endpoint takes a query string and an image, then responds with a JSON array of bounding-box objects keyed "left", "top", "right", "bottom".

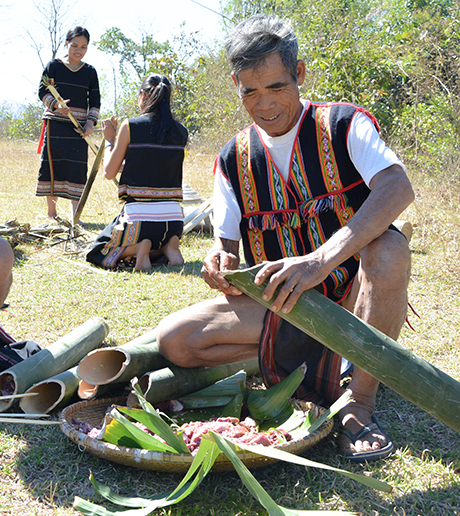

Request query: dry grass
[{"left": 0, "top": 139, "right": 459, "bottom": 516}]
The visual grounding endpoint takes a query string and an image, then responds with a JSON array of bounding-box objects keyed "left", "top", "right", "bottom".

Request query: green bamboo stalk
[
  {"left": 77, "top": 328, "right": 169, "bottom": 386},
  {"left": 0, "top": 318, "right": 109, "bottom": 412},
  {"left": 19, "top": 366, "right": 80, "bottom": 414},
  {"left": 127, "top": 360, "right": 259, "bottom": 407},
  {"left": 223, "top": 265, "right": 460, "bottom": 434}
]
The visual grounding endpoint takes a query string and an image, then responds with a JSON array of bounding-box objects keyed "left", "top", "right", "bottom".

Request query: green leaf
[
  {"left": 247, "top": 363, "right": 306, "bottom": 423},
  {"left": 306, "top": 390, "right": 352, "bottom": 435},
  {"left": 104, "top": 408, "right": 179, "bottom": 453},
  {"left": 207, "top": 432, "right": 358, "bottom": 515},
  {"left": 229, "top": 439, "right": 392, "bottom": 493},
  {"left": 75, "top": 437, "right": 222, "bottom": 515},
  {"left": 126, "top": 385, "right": 190, "bottom": 453}
]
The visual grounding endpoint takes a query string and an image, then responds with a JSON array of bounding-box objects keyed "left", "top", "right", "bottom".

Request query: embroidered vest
[
  {"left": 220, "top": 102, "right": 375, "bottom": 302},
  {"left": 119, "top": 114, "right": 188, "bottom": 203}
]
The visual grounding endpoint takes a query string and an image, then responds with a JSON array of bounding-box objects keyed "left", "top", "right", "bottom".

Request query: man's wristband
[{"left": 105, "top": 142, "right": 115, "bottom": 149}]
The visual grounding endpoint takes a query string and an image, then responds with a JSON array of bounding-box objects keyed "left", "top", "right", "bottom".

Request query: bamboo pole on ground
[
  {"left": 223, "top": 265, "right": 460, "bottom": 434},
  {"left": 127, "top": 359, "right": 259, "bottom": 407},
  {"left": 77, "top": 328, "right": 169, "bottom": 386},
  {"left": 0, "top": 318, "right": 109, "bottom": 412}
]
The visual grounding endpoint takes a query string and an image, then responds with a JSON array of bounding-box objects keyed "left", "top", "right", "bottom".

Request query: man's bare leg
[
  {"left": 157, "top": 294, "right": 266, "bottom": 367},
  {"left": 339, "top": 229, "right": 411, "bottom": 455}
]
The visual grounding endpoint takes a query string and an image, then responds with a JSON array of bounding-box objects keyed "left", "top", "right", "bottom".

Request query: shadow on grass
[{"left": 4, "top": 404, "right": 460, "bottom": 516}]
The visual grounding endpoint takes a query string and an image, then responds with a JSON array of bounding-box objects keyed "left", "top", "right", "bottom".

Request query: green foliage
[
  {"left": 7, "top": 103, "right": 43, "bottom": 141},
  {"left": 221, "top": 0, "right": 460, "bottom": 177},
  {"left": 0, "top": 103, "right": 13, "bottom": 139}
]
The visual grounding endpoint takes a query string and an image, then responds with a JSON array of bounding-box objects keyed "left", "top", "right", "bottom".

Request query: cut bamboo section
[
  {"left": 127, "top": 359, "right": 259, "bottom": 407},
  {"left": 77, "top": 380, "right": 125, "bottom": 400},
  {"left": 0, "top": 318, "right": 109, "bottom": 412},
  {"left": 77, "top": 328, "right": 168, "bottom": 386},
  {"left": 19, "top": 367, "right": 80, "bottom": 414},
  {"left": 223, "top": 265, "right": 460, "bottom": 434}
]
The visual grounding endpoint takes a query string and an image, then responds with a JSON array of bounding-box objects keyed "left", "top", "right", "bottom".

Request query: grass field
[{"left": 0, "top": 138, "right": 459, "bottom": 516}]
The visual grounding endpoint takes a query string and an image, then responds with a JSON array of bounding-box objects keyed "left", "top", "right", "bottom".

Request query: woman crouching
[{"left": 86, "top": 74, "right": 188, "bottom": 271}]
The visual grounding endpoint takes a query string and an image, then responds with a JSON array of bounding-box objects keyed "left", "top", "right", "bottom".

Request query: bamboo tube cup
[
  {"left": 128, "top": 359, "right": 259, "bottom": 407},
  {"left": 77, "top": 328, "right": 169, "bottom": 386},
  {"left": 223, "top": 265, "right": 460, "bottom": 434},
  {"left": 0, "top": 317, "right": 109, "bottom": 412},
  {"left": 19, "top": 367, "right": 80, "bottom": 414}
]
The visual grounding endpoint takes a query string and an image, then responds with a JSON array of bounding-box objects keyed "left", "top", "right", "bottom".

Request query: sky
[{"left": 0, "top": 0, "right": 226, "bottom": 109}]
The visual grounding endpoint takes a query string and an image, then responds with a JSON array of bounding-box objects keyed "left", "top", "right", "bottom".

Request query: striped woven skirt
[
  {"left": 36, "top": 119, "right": 88, "bottom": 200},
  {"left": 259, "top": 310, "right": 343, "bottom": 405},
  {"left": 86, "top": 203, "right": 183, "bottom": 269}
]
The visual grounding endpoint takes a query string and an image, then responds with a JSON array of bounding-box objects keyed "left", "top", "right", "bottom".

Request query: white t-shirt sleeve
[
  {"left": 347, "top": 111, "right": 406, "bottom": 187},
  {"left": 212, "top": 164, "right": 242, "bottom": 241}
]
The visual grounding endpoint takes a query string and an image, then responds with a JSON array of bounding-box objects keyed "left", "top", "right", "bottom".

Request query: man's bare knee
[
  {"left": 156, "top": 313, "right": 195, "bottom": 367},
  {"left": 360, "top": 230, "right": 411, "bottom": 288}
]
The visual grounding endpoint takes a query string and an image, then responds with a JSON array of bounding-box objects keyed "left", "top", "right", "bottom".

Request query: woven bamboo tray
[{"left": 60, "top": 396, "right": 333, "bottom": 473}]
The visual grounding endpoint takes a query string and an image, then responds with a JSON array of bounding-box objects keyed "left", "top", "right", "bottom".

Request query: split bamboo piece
[
  {"left": 77, "top": 328, "right": 169, "bottom": 386},
  {"left": 0, "top": 317, "right": 109, "bottom": 412},
  {"left": 73, "top": 138, "right": 105, "bottom": 225},
  {"left": 19, "top": 366, "right": 80, "bottom": 414},
  {"left": 127, "top": 359, "right": 259, "bottom": 407},
  {"left": 223, "top": 265, "right": 460, "bottom": 434}
]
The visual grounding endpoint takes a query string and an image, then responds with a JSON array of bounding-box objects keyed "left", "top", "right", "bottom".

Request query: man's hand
[
  {"left": 201, "top": 238, "right": 242, "bottom": 295},
  {"left": 254, "top": 253, "right": 328, "bottom": 313}
]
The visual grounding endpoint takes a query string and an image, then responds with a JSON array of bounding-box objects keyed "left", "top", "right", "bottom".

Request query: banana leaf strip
[
  {"left": 128, "top": 384, "right": 190, "bottom": 453},
  {"left": 225, "top": 436, "right": 392, "bottom": 493},
  {"left": 74, "top": 437, "right": 221, "bottom": 515},
  {"left": 208, "top": 432, "right": 358, "bottom": 515},
  {"left": 247, "top": 363, "right": 306, "bottom": 426},
  {"left": 102, "top": 409, "right": 179, "bottom": 453}
]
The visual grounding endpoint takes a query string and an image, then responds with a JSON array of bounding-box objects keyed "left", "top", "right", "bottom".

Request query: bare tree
[{"left": 23, "top": 0, "right": 81, "bottom": 68}]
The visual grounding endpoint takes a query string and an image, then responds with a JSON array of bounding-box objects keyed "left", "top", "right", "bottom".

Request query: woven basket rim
[{"left": 60, "top": 396, "right": 333, "bottom": 472}]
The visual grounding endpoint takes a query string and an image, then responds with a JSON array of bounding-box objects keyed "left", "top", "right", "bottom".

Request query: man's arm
[
  {"left": 201, "top": 237, "right": 243, "bottom": 295},
  {"left": 254, "top": 164, "right": 415, "bottom": 313}
]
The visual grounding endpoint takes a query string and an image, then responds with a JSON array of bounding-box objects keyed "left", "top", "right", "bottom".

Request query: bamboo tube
[
  {"left": 19, "top": 367, "right": 80, "bottom": 414},
  {"left": 223, "top": 265, "right": 460, "bottom": 434},
  {"left": 77, "top": 380, "right": 125, "bottom": 400},
  {"left": 127, "top": 359, "right": 259, "bottom": 407},
  {"left": 77, "top": 328, "right": 169, "bottom": 386},
  {"left": 0, "top": 318, "right": 109, "bottom": 412}
]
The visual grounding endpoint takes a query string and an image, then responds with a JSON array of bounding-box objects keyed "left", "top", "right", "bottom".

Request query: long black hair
[{"left": 139, "top": 74, "right": 174, "bottom": 144}]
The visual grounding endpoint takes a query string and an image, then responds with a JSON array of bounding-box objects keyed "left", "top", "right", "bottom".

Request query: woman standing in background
[{"left": 36, "top": 26, "right": 100, "bottom": 222}]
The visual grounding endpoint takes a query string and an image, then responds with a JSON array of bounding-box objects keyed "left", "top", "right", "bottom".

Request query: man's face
[{"left": 234, "top": 53, "right": 306, "bottom": 137}]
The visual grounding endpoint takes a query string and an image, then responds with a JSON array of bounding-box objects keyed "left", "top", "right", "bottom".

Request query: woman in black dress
[
  {"left": 86, "top": 74, "right": 188, "bottom": 271},
  {"left": 36, "top": 26, "right": 100, "bottom": 221}
]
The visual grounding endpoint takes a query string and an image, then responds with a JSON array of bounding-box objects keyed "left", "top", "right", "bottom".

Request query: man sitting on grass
[{"left": 157, "top": 14, "right": 414, "bottom": 462}]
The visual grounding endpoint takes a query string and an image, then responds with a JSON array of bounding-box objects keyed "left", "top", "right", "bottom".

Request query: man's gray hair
[{"left": 225, "top": 14, "right": 299, "bottom": 81}]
